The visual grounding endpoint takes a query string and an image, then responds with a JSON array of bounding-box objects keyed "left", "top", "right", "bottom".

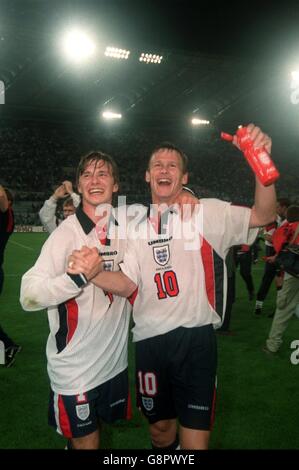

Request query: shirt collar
[
  {"left": 75, "top": 203, "right": 119, "bottom": 235},
  {"left": 76, "top": 204, "right": 95, "bottom": 235}
]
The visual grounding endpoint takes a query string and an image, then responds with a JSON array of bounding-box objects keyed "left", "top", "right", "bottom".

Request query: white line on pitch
[{"left": 8, "top": 240, "right": 34, "bottom": 251}]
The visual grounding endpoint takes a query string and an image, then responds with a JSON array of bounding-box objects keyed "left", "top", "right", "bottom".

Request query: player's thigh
[
  {"left": 70, "top": 429, "right": 100, "bottom": 449},
  {"left": 173, "top": 325, "right": 217, "bottom": 431},
  {"left": 135, "top": 337, "right": 176, "bottom": 423},
  {"left": 95, "top": 368, "right": 131, "bottom": 423},
  {"left": 48, "top": 389, "right": 99, "bottom": 440}
]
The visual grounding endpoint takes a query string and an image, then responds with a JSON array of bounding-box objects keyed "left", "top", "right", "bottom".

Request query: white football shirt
[
  {"left": 20, "top": 205, "right": 130, "bottom": 395},
  {"left": 120, "top": 199, "right": 258, "bottom": 342}
]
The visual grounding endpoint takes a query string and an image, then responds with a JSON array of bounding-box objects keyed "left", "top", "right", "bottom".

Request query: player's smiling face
[
  {"left": 146, "top": 149, "right": 188, "bottom": 205},
  {"left": 78, "top": 159, "right": 118, "bottom": 212}
]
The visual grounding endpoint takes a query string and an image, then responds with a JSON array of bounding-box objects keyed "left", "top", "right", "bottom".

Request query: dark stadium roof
[{"left": 2, "top": 0, "right": 299, "bottom": 134}]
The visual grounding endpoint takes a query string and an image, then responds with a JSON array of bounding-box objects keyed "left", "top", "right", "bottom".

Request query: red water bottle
[{"left": 221, "top": 126, "right": 280, "bottom": 186}]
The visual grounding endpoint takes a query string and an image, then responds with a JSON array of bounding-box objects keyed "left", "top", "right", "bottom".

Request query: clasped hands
[{"left": 67, "top": 246, "right": 103, "bottom": 281}]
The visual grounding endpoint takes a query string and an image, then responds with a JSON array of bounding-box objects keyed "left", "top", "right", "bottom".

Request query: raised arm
[
  {"left": 63, "top": 180, "right": 81, "bottom": 207},
  {"left": 39, "top": 184, "right": 67, "bottom": 233},
  {"left": 249, "top": 177, "right": 276, "bottom": 228}
]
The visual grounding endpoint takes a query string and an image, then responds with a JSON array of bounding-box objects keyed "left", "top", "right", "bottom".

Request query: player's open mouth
[
  {"left": 89, "top": 188, "right": 104, "bottom": 194},
  {"left": 157, "top": 179, "right": 171, "bottom": 186}
]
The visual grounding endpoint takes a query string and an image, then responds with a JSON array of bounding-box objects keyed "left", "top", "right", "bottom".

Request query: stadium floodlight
[
  {"left": 105, "top": 46, "right": 130, "bottom": 60},
  {"left": 291, "top": 70, "right": 299, "bottom": 81},
  {"left": 102, "top": 111, "right": 122, "bottom": 120},
  {"left": 62, "top": 29, "right": 96, "bottom": 63},
  {"left": 191, "top": 118, "right": 210, "bottom": 126},
  {"left": 139, "top": 52, "right": 163, "bottom": 64}
]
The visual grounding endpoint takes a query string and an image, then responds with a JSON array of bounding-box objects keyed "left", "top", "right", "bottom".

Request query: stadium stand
[{"left": 0, "top": 122, "right": 298, "bottom": 226}]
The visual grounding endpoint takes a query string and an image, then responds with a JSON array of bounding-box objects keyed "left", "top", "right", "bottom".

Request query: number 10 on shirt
[{"left": 154, "top": 271, "right": 179, "bottom": 299}]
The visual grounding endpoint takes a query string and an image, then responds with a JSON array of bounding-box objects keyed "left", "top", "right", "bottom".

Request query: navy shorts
[
  {"left": 48, "top": 368, "right": 131, "bottom": 438},
  {"left": 135, "top": 325, "right": 217, "bottom": 430}
]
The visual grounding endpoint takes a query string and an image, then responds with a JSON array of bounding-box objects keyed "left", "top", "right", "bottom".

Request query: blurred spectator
[
  {"left": 0, "top": 185, "right": 21, "bottom": 367},
  {"left": 234, "top": 243, "right": 255, "bottom": 301},
  {"left": 263, "top": 205, "right": 299, "bottom": 355},
  {"left": 254, "top": 198, "right": 291, "bottom": 316},
  {"left": 39, "top": 181, "right": 80, "bottom": 233}
]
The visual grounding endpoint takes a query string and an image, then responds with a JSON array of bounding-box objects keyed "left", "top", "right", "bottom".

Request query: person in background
[
  {"left": 39, "top": 180, "right": 80, "bottom": 233},
  {"left": 234, "top": 243, "right": 255, "bottom": 301},
  {"left": 263, "top": 205, "right": 299, "bottom": 355},
  {"left": 0, "top": 185, "right": 21, "bottom": 367},
  {"left": 254, "top": 198, "right": 290, "bottom": 315}
]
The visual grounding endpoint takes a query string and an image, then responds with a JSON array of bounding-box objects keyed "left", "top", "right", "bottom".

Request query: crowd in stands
[{"left": 1, "top": 122, "right": 298, "bottom": 225}]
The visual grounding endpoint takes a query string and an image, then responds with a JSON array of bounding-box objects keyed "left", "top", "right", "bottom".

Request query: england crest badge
[
  {"left": 153, "top": 245, "right": 170, "bottom": 266},
  {"left": 76, "top": 403, "right": 90, "bottom": 421},
  {"left": 103, "top": 260, "right": 114, "bottom": 272},
  {"left": 142, "top": 397, "right": 154, "bottom": 411}
]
